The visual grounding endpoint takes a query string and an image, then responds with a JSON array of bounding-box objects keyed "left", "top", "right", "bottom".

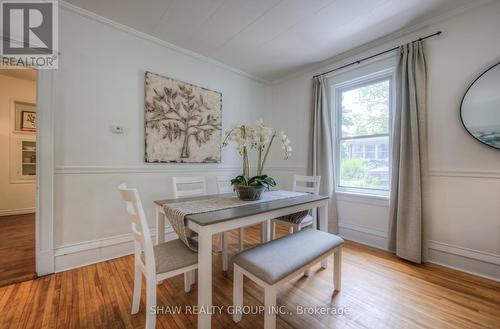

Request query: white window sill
[{"left": 335, "top": 190, "right": 390, "bottom": 207}]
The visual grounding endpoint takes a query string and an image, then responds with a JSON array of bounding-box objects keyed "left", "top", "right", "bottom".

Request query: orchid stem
[{"left": 259, "top": 133, "right": 276, "bottom": 176}]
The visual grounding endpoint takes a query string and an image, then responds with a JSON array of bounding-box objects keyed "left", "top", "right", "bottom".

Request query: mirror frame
[{"left": 459, "top": 61, "right": 500, "bottom": 150}]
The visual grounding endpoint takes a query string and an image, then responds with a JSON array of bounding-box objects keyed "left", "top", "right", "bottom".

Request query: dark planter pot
[{"left": 235, "top": 185, "right": 266, "bottom": 201}]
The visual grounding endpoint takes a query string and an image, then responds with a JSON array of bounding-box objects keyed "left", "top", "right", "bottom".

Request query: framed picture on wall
[
  {"left": 144, "top": 71, "right": 222, "bottom": 163},
  {"left": 21, "top": 111, "right": 36, "bottom": 132}
]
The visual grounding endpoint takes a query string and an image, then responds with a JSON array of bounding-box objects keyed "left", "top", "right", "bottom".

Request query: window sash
[
  {"left": 337, "top": 76, "right": 391, "bottom": 139},
  {"left": 333, "top": 71, "right": 393, "bottom": 196},
  {"left": 337, "top": 135, "right": 390, "bottom": 193}
]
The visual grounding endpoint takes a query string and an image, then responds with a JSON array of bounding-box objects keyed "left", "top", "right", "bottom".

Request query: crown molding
[
  {"left": 58, "top": 1, "right": 270, "bottom": 84},
  {"left": 271, "top": 0, "right": 493, "bottom": 84}
]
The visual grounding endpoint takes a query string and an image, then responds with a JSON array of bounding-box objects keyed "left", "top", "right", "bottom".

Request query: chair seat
[
  {"left": 142, "top": 239, "right": 198, "bottom": 274},
  {"left": 274, "top": 213, "right": 313, "bottom": 226},
  {"left": 234, "top": 229, "right": 344, "bottom": 285}
]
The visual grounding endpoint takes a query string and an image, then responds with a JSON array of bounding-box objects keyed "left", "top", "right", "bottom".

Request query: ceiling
[{"left": 65, "top": 0, "right": 473, "bottom": 81}]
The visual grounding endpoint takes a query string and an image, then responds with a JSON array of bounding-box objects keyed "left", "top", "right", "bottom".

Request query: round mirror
[{"left": 460, "top": 63, "right": 500, "bottom": 150}]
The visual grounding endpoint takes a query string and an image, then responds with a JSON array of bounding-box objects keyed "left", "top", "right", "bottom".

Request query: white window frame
[{"left": 331, "top": 68, "right": 395, "bottom": 197}]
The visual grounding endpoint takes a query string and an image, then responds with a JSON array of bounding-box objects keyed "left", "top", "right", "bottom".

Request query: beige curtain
[
  {"left": 388, "top": 41, "right": 428, "bottom": 263},
  {"left": 310, "top": 76, "right": 338, "bottom": 233}
]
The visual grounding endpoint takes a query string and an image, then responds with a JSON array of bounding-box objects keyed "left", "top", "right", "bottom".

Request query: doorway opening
[{"left": 0, "top": 66, "right": 37, "bottom": 286}]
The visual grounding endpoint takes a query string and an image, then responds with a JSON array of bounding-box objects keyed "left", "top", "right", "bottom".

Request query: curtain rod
[{"left": 313, "top": 31, "right": 442, "bottom": 79}]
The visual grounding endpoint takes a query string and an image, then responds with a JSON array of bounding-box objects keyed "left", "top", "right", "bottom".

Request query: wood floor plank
[
  {"left": 0, "top": 214, "right": 36, "bottom": 286},
  {"left": 0, "top": 225, "right": 499, "bottom": 329}
]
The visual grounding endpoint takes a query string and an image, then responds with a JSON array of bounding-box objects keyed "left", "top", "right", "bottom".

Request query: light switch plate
[{"left": 110, "top": 125, "right": 125, "bottom": 134}]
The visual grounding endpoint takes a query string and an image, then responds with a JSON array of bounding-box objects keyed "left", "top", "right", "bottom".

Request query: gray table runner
[{"left": 162, "top": 190, "right": 306, "bottom": 251}]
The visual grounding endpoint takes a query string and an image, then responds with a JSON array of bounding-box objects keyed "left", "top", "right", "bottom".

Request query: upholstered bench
[{"left": 232, "top": 229, "right": 344, "bottom": 329}]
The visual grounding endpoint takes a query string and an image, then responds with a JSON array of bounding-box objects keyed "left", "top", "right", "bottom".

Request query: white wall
[
  {"left": 0, "top": 74, "right": 36, "bottom": 216},
  {"left": 52, "top": 6, "right": 272, "bottom": 271},
  {"left": 270, "top": 1, "right": 500, "bottom": 281}
]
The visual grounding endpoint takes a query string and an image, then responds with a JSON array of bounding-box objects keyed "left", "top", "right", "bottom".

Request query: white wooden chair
[
  {"left": 216, "top": 176, "right": 246, "bottom": 251},
  {"left": 172, "top": 176, "right": 229, "bottom": 271},
  {"left": 118, "top": 184, "right": 198, "bottom": 329},
  {"left": 270, "top": 175, "right": 321, "bottom": 239}
]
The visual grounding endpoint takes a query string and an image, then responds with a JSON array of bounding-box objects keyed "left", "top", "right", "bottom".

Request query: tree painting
[{"left": 145, "top": 72, "right": 222, "bottom": 163}]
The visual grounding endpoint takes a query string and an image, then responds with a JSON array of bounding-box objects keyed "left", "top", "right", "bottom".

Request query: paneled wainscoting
[{"left": 1, "top": 225, "right": 499, "bottom": 329}]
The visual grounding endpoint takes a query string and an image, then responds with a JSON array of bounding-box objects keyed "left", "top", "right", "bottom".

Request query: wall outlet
[{"left": 110, "top": 125, "right": 125, "bottom": 134}]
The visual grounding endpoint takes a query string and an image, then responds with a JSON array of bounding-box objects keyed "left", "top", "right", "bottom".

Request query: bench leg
[
  {"left": 334, "top": 248, "right": 342, "bottom": 292},
  {"left": 261, "top": 222, "right": 266, "bottom": 243},
  {"left": 264, "top": 287, "right": 277, "bottom": 329},
  {"left": 271, "top": 222, "right": 276, "bottom": 240},
  {"left": 233, "top": 266, "right": 243, "bottom": 323}
]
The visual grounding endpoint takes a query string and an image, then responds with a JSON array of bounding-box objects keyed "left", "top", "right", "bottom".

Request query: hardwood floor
[
  {"left": 1, "top": 225, "right": 499, "bottom": 329},
  {"left": 0, "top": 213, "right": 36, "bottom": 286}
]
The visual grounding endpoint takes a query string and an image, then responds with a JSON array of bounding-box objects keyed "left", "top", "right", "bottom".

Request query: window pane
[
  {"left": 377, "top": 143, "right": 388, "bottom": 159},
  {"left": 340, "top": 79, "right": 390, "bottom": 138},
  {"left": 352, "top": 144, "right": 363, "bottom": 159},
  {"left": 339, "top": 136, "right": 389, "bottom": 190},
  {"left": 365, "top": 144, "right": 376, "bottom": 159}
]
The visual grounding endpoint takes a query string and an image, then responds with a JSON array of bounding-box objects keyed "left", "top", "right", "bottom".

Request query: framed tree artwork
[{"left": 144, "top": 72, "right": 222, "bottom": 163}]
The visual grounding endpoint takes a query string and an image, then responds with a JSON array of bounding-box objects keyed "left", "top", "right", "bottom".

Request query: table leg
[
  {"left": 260, "top": 220, "right": 271, "bottom": 243},
  {"left": 319, "top": 204, "right": 329, "bottom": 269},
  {"left": 198, "top": 229, "right": 212, "bottom": 329},
  {"left": 265, "top": 219, "right": 271, "bottom": 242},
  {"left": 261, "top": 221, "right": 266, "bottom": 243},
  {"left": 155, "top": 205, "right": 165, "bottom": 245}
]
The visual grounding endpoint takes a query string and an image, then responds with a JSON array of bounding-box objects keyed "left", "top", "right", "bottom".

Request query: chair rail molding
[
  {"left": 428, "top": 168, "right": 500, "bottom": 179},
  {"left": 54, "top": 165, "right": 307, "bottom": 175},
  {"left": 54, "top": 165, "right": 246, "bottom": 175}
]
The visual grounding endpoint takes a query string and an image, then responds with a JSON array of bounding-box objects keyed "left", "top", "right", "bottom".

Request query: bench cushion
[{"left": 234, "top": 229, "right": 343, "bottom": 285}]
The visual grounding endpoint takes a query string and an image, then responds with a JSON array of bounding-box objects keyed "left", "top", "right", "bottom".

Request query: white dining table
[{"left": 154, "top": 193, "right": 330, "bottom": 329}]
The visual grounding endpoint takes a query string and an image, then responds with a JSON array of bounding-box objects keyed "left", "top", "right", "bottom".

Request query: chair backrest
[
  {"left": 216, "top": 175, "right": 234, "bottom": 194},
  {"left": 118, "top": 184, "right": 155, "bottom": 274},
  {"left": 172, "top": 176, "right": 207, "bottom": 198},
  {"left": 292, "top": 175, "right": 321, "bottom": 195}
]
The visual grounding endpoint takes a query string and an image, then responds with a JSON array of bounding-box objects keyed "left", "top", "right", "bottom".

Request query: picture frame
[
  {"left": 21, "top": 111, "right": 36, "bottom": 132},
  {"left": 144, "top": 71, "right": 222, "bottom": 163}
]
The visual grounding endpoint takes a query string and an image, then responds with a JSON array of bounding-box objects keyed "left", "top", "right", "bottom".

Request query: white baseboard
[
  {"left": 52, "top": 223, "right": 500, "bottom": 282},
  {"left": 54, "top": 227, "right": 177, "bottom": 272},
  {"left": 338, "top": 225, "right": 500, "bottom": 282},
  {"left": 338, "top": 222, "right": 388, "bottom": 250},
  {"left": 0, "top": 207, "right": 35, "bottom": 216},
  {"left": 427, "top": 240, "right": 500, "bottom": 282}
]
